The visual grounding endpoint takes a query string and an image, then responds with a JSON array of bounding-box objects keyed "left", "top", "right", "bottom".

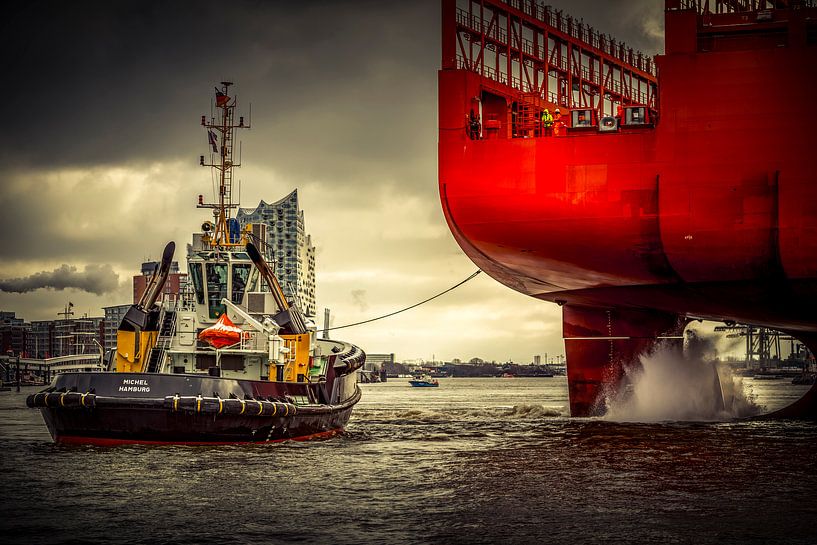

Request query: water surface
[{"left": 1, "top": 378, "right": 814, "bottom": 544}]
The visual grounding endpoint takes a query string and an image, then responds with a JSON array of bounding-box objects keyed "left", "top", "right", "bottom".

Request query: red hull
[{"left": 439, "top": 1, "right": 817, "bottom": 416}]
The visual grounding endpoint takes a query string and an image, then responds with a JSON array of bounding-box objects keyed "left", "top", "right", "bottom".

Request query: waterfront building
[
  {"left": 65, "top": 315, "right": 104, "bottom": 357},
  {"left": 365, "top": 353, "right": 395, "bottom": 373},
  {"left": 27, "top": 315, "right": 104, "bottom": 358},
  {"left": 27, "top": 320, "right": 52, "bottom": 358},
  {"left": 0, "top": 311, "right": 29, "bottom": 356},
  {"left": 237, "top": 190, "right": 317, "bottom": 317},
  {"left": 133, "top": 260, "right": 187, "bottom": 304},
  {"left": 102, "top": 304, "right": 131, "bottom": 351}
]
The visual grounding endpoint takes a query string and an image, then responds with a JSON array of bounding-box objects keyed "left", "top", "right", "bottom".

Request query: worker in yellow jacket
[{"left": 541, "top": 108, "right": 553, "bottom": 136}]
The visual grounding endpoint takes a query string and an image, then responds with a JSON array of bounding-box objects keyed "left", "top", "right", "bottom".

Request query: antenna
[
  {"left": 57, "top": 302, "right": 74, "bottom": 321},
  {"left": 198, "top": 82, "right": 250, "bottom": 249},
  {"left": 323, "top": 308, "right": 331, "bottom": 339}
]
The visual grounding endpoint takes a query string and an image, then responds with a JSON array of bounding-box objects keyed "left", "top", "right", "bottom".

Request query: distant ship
[
  {"left": 438, "top": 0, "right": 817, "bottom": 417},
  {"left": 27, "top": 83, "right": 365, "bottom": 444}
]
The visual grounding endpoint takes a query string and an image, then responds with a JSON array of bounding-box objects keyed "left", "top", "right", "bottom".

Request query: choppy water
[{"left": 1, "top": 377, "right": 815, "bottom": 544}]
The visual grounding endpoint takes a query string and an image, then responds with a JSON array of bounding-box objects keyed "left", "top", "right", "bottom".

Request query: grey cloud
[
  {"left": 0, "top": 163, "right": 196, "bottom": 266},
  {"left": 1, "top": 1, "right": 439, "bottom": 176},
  {"left": 0, "top": 264, "right": 119, "bottom": 295},
  {"left": 351, "top": 289, "right": 369, "bottom": 312}
]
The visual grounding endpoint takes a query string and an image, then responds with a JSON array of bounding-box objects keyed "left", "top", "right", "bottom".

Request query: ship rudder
[{"left": 563, "top": 304, "right": 685, "bottom": 417}]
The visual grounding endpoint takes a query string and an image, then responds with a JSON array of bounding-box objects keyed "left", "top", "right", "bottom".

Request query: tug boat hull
[{"left": 28, "top": 372, "right": 361, "bottom": 444}]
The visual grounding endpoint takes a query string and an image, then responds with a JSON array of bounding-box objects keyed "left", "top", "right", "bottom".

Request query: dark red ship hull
[{"left": 439, "top": 1, "right": 817, "bottom": 416}]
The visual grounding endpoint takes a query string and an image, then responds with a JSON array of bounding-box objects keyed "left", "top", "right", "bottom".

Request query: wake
[{"left": 604, "top": 340, "right": 761, "bottom": 422}]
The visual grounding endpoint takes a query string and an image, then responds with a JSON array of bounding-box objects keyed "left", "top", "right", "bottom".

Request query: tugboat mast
[{"left": 199, "top": 81, "right": 250, "bottom": 249}]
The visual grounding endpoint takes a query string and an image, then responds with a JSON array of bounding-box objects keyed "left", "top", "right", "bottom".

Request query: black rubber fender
[
  {"left": 163, "top": 396, "right": 298, "bottom": 417},
  {"left": 27, "top": 391, "right": 96, "bottom": 409}
]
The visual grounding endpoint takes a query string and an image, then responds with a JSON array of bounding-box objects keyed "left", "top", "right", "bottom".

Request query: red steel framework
[{"left": 444, "top": 0, "right": 659, "bottom": 116}]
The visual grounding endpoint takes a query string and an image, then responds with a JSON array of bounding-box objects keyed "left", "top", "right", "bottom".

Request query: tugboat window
[
  {"left": 189, "top": 262, "right": 205, "bottom": 304},
  {"left": 246, "top": 267, "right": 260, "bottom": 292},
  {"left": 232, "top": 263, "right": 251, "bottom": 303},
  {"left": 207, "top": 263, "right": 228, "bottom": 318}
]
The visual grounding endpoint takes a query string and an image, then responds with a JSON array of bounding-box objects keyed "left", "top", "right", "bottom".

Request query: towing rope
[{"left": 325, "top": 270, "right": 482, "bottom": 332}]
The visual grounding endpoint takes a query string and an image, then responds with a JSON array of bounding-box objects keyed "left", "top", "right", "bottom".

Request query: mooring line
[{"left": 325, "top": 270, "right": 482, "bottom": 331}]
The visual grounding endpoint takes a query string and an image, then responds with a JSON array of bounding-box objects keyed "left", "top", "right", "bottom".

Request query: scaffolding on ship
[{"left": 446, "top": 0, "right": 659, "bottom": 122}]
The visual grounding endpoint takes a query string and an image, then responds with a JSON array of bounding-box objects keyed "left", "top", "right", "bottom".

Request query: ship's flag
[
  {"left": 215, "top": 87, "right": 230, "bottom": 107},
  {"left": 208, "top": 130, "right": 218, "bottom": 153}
]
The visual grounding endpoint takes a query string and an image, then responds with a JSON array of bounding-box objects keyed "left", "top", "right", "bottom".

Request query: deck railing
[
  {"left": 452, "top": 3, "right": 659, "bottom": 112},
  {"left": 455, "top": 5, "right": 656, "bottom": 76},
  {"left": 669, "top": 0, "right": 816, "bottom": 13}
]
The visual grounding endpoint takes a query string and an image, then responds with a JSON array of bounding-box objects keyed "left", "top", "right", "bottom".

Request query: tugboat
[{"left": 26, "top": 83, "right": 366, "bottom": 444}]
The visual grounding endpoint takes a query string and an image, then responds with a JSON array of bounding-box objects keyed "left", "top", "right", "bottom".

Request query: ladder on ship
[
  {"left": 221, "top": 105, "right": 236, "bottom": 219},
  {"left": 515, "top": 93, "right": 542, "bottom": 137},
  {"left": 146, "top": 309, "right": 176, "bottom": 373}
]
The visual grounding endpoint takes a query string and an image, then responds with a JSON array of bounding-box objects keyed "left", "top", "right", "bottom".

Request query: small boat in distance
[{"left": 409, "top": 373, "right": 439, "bottom": 387}]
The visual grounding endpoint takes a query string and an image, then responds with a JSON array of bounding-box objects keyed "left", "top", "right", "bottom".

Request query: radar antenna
[{"left": 198, "top": 81, "right": 251, "bottom": 248}]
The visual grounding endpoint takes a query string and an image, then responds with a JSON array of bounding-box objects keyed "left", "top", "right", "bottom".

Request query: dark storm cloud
[
  {"left": 0, "top": 264, "right": 119, "bottom": 295},
  {"left": 0, "top": 161, "right": 197, "bottom": 263},
  {"left": 1, "top": 0, "right": 439, "bottom": 174}
]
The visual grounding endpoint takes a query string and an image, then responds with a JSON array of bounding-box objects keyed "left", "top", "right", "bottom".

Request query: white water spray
[{"left": 604, "top": 331, "right": 761, "bottom": 422}]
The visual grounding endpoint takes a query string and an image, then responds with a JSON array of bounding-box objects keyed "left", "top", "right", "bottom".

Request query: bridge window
[
  {"left": 246, "top": 267, "right": 260, "bottom": 293},
  {"left": 231, "top": 264, "right": 251, "bottom": 303},
  {"left": 206, "top": 263, "right": 227, "bottom": 318},
  {"left": 189, "top": 263, "right": 205, "bottom": 304}
]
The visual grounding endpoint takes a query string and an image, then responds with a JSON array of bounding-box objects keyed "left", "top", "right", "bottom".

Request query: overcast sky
[{"left": 0, "top": 0, "right": 664, "bottom": 363}]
